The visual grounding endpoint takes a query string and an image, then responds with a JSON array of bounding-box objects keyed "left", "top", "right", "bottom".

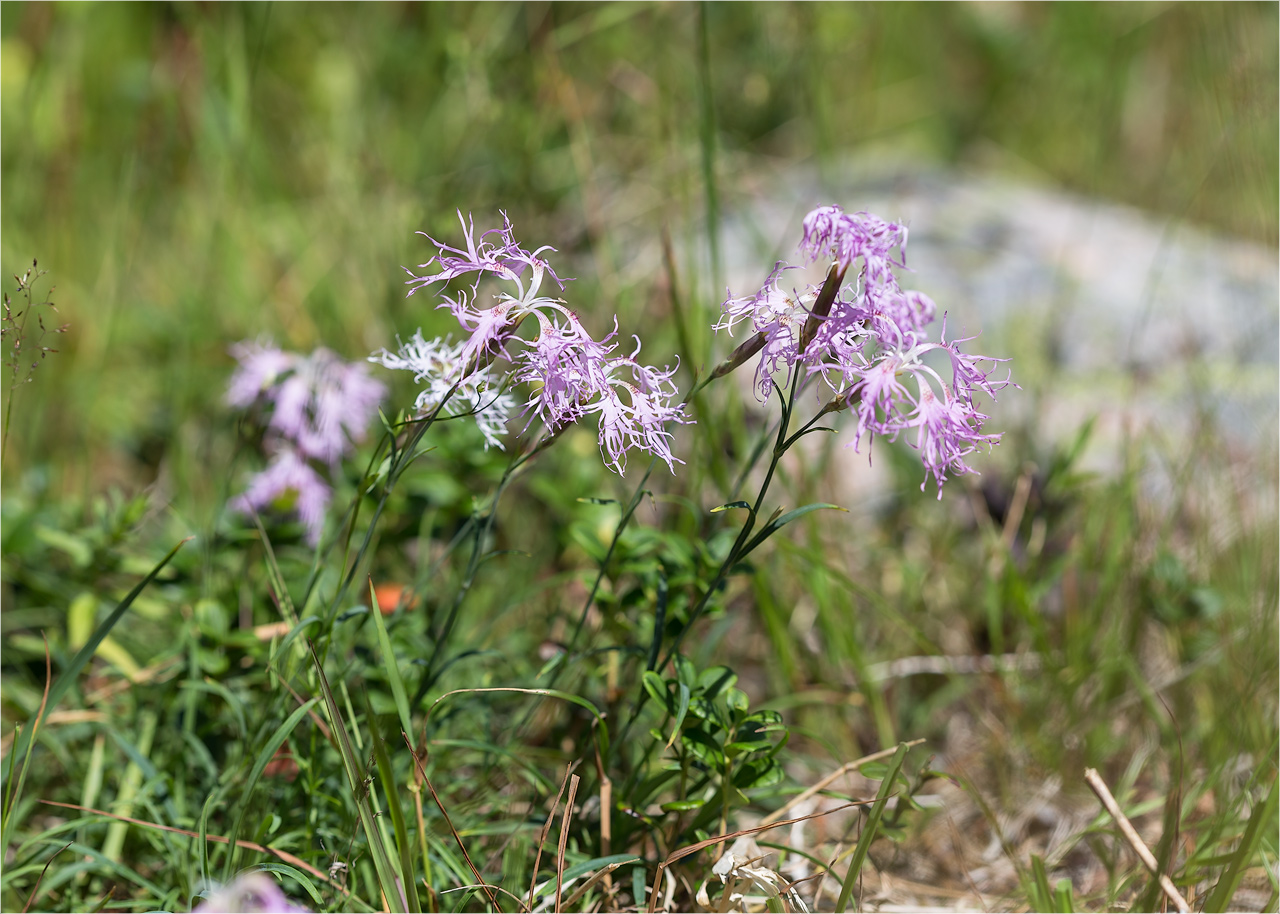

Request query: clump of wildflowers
[
  {"left": 374, "top": 212, "right": 689, "bottom": 473},
  {"left": 717, "top": 203, "right": 1011, "bottom": 495},
  {"left": 227, "top": 342, "right": 385, "bottom": 544}
]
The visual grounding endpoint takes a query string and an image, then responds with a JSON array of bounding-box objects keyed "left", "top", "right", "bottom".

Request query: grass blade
[
  {"left": 221, "top": 698, "right": 318, "bottom": 881},
  {"left": 0, "top": 537, "right": 188, "bottom": 847},
  {"left": 368, "top": 577, "right": 414, "bottom": 741},
  {"left": 835, "top": 741, "right": 909, "bottom": 912},
  {"left": 309, "top": 641, "right": 407, "bottom": 912},
  {"left": 1204, "top": 776, "right": 1278, "bottom": 912},
  {"left": 365, "top": 693, "right": 421, "bottom": 913},
  {"left": 402, "top": 732, "right": 500, "bottom": 912}
]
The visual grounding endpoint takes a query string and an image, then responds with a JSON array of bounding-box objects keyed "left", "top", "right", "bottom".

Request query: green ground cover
[{"left": 2, "top": 4, "right": 1276, "bottom": 911}]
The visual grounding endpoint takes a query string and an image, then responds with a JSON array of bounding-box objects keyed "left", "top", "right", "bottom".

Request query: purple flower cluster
[
  {"left": 379, "top": 213, "right": 688, "bottom": 473},
  {"left": 717, "top": 204, "right": 1011, "bottom": 495},
  {"left": 227, "top": 341, "right": 385, "bottom": 544}
]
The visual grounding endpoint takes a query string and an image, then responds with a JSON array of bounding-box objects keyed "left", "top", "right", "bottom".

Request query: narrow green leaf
[
  {"left": 646, "top": 569, "right": 669, "bottom": 672},
  {"left": 1053, "top": 878, "right": 1075, "bottom": 913},
  {"left": 642, "top": 671, "right": 669, "bottom": 711},
  {"left": 836, "top": 742, "right": 909, "bottom": 912},
  {"left": 368, "top": 579, "right": 413, "bottom": 741},
  {"left": 222, "top": 699, "right": 318, "bottom": 881},
  {"left": 1028, "top": 855, "right": 1054, "bottom": 912},
  {"left": 252, "top": 863, "right": 325, "bottom": 906},
  {"left": 1204, "top": 776, "right": 1278, "bottom": 912},
  {"left": 274, "top": 615, "right": 321, "bottom": 659},
  {"left": 365, "top": 693, "right": 421, "bottom": 913},
  {"left": 309, "top": 642, "right": 407, "bottom": 913},
  {"left": 197, "top": 791, "right": 219, "bottom": 890},
  {"left": 741, "top": 503, "right": 848, "bottom": 558},
  {"left": 665, "top": 683, "right": 691, "bottom": 750},
  {"left": 710, "top": 501, "right": 751, "bottom": 513}
]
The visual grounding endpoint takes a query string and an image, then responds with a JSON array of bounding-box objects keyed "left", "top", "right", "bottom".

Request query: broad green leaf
[{"left": 660, "top": 799, "right": 705, "bottom": 813}]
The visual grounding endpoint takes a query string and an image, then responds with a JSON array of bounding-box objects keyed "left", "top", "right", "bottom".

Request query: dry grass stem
[
  {"left": 403, "top": 734, "right": 501, "bottom": 912},
  {"left": 527, "top": 761, "right": 576, "bottom": 912},
  {"left": 39, "top": 800, "right": 346, "bottom": 891},
  {"left": 647, "top": 802, "right": 873, "bottom": 912},
  {"left": 1084, "top": 766, "right": 1190, "bottom": 913},
  {"left": 554, "top": 773, "right": 581, "bottom": 913},
  {"left": 761, "top": 740, "right": 927, "bottom": 826}
]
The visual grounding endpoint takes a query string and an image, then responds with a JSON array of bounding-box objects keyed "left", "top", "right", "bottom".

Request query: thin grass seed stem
[{"left": 20, "top": 840, "right": 72, "bottom": 914}]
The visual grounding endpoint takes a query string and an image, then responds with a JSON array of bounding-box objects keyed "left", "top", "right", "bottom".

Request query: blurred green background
[{"left": 1, "top": 1, "right": 1276, "bottom": 497}]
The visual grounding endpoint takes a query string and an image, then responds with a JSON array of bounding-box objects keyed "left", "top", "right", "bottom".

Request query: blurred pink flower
[
  {"left": 227, "top": 343, "right": 384, "bottom": 544},
  {"left": 194, "top": 873, "right": 309, "bottom": 913}
]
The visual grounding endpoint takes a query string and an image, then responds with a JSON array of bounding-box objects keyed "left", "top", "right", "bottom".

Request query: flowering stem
[
  {"left": 611, "top": 366, "right": 807, "bottom": 774},
  {"left": 302, "top": 382, "right": 464, "bottom": 673},
  {"left": 606, "top": 257, "right": 852, "bottom": 770},
  {"left": 661, "top": 367, "right": 802, "bottom": 667}
]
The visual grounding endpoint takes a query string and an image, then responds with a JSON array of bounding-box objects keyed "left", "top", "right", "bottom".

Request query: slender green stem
[
  {"left": 416, "top": 438, "right": 543, "bottom": 700},
  {"left": 610, "top": 371, "right": 805, "bottom": 781}
]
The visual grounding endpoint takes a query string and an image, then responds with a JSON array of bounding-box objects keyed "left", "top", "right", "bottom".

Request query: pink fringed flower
[
  {"left": 718, "top": 204, "right": 1013, "bottom": 494},
  {"left": 370, "top": 331, "right": 515, "bottom": 450},
  {"left": 382, "top": 214, "right": 690, "bottom": 474}
]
